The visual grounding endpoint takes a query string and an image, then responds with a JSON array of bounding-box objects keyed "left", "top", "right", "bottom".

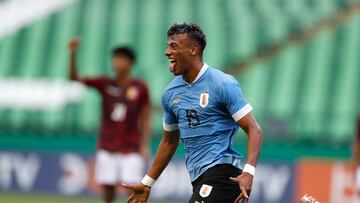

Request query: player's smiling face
[{"left": 165, "top": 33, "right": 196, "bottom": 76}]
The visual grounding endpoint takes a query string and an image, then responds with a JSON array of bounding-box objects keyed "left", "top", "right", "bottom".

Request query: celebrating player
[
  {"left": 68, "top": 38, "right": 151, "bottom": 203},
  {"left": 122, "top": 23, "right": 263, "bottom": 203}
]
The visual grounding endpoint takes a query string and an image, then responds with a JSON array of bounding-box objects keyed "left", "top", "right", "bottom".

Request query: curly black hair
[{"left": 167, "top": 23, "right": 207, "bottom": 54}]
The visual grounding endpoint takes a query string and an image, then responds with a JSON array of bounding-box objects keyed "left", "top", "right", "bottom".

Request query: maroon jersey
[{"left": 83, "top": 77, "right": 150, "bottom": 153}]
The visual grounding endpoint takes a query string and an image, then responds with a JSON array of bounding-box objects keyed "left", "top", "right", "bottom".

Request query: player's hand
[
  {"left": 230, "top": 172, "right": 253, "bottom": 203},
  {"left": 69, "top": 37, "right": 80, "bottom": 54},
  {"left": 121, "top": 183, "right": 151, "bottom": 203}
]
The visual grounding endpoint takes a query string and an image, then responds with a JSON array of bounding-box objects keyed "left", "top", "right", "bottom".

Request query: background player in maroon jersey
[{"left": 68, "top": 37, "right": 151, "bottom": 203}]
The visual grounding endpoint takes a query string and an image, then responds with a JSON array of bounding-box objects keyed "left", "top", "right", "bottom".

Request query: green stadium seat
[
  {"left": 167, "top": 0, "right": 193, "bottom": 23},
  {"left": 197, "top": 0, "right": 227, "bottom": 68},
  {"left": 20, "top": 17, "right": 51, "bottom": 78},
  {"left": 40, "top": 2, "right": 81, "bottom": 131},
  {"left": 0, "top": 34, "right": 17, "bottom": 76},
  {"left": 267, "top": 45, "right": 303, "bottom": 118},
  {"left": 328, "top": 16, "right": 360, "bottom": 141},
  {"left": 225, "top": 3, "right": 257, "bottom": 59},
  {"left": 0, "top": 0, "right": 358, "bottom": 145},
  {"left": 238, "top": 62, "right": 270, "bottom": 124},
  {"left": 109, "top": 0, "right": 138, "bottom": 46}
]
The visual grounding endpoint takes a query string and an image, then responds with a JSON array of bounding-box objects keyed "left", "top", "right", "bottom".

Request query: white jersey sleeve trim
[
  {"left": 232, "top": 103, "right": 253, "bottom": 122},
  {"left": 163, "top": 121, "right": 179, "bottom": 132}
]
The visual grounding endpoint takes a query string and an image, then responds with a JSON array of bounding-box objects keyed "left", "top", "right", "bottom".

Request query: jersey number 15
[{"left": 186, "top": 109, "right": 200, "bottom": 127}]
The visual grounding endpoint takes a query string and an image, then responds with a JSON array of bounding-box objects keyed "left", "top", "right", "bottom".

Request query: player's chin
[{"left": 172, "top": 68, "right": 182, "bottom": 76}]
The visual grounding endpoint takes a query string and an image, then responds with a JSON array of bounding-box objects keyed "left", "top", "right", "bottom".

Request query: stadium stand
[{"left": 0, "top": 0, "right": 359, "bottom": 147}]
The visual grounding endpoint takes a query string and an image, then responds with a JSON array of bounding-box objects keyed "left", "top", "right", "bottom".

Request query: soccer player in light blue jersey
[{"left": 123, "top": 23, "right": 263, "bottom": 203}]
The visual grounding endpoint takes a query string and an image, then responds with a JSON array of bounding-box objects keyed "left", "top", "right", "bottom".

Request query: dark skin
[
  {"left": 69, "top": 37, "right": 151, "bottom": 203},
  {"left": 122, "top": 33, "right": 263, "bottom": 203},
  {"left": 165, "top": 33, "right": 203, "bottom": 82}
]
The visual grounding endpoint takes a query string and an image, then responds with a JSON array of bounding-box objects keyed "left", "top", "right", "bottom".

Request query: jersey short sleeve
[
  {"left": 221, "top": 77, "right": 253, "bottom": 122},
  {"left": 161, "top": 93, "right": 178, "bottom": 132},
  {"left": 81, "top": 77, "right": 107, "bottom": 92}
]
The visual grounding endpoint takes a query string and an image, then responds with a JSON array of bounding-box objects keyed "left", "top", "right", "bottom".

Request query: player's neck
[
  {"left": 115, "top": 74, "right": 131, "bottom": 86},
  {"left": 183, "top": 60, "right": 203, "bottom": 84}
]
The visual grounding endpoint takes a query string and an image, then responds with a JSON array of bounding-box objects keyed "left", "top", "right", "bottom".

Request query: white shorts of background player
[{"left": 95, "top": 150, "right": 145, "bottom": 185}]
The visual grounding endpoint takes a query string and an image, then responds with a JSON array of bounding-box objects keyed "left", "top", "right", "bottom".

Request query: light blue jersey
[{"left": 162, "top": 63, "right": 253, "bottom": 182}]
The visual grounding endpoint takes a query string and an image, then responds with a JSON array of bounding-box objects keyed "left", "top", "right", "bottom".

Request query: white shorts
[{"left": 95, "top": 150, "right": 145, "bottom": 185}]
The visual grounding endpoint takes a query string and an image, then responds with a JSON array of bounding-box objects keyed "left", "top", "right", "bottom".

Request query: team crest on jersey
[
  {"left": 199, "top": 92, "right": 209, "bottom": 108},
  {"left": 199, "top": 184, "right": 213, "bottom": 198},
  {"left": 126, "top": 86, "right": 138, "bottom": 101}
]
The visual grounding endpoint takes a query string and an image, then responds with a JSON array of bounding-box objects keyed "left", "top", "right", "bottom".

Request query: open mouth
[{"left": 168, "top": 58, "right": 177, "bottom": 73}]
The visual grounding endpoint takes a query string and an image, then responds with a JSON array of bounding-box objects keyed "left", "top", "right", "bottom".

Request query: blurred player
[
  {"left": 122, "top": 23, "right": 263, "bottom": 203},
  {"left": 68, "top": 38, "right": 151, "bottom": 203},
  {"left": 354, "top": 117, "right": 360, "bottom": 202}
]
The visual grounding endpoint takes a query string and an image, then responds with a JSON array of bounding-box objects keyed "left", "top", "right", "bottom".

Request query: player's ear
[{"left": 190, "top": 44, "right": 198, "bottom": 56}]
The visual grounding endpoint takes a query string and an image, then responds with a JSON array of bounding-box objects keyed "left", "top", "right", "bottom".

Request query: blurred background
[{"left": 0, "top": 0, "right": 359, "bottom": 202}]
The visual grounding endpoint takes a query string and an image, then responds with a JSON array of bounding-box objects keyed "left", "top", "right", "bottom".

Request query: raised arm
[
  {"left": 122, "top": 130, "right": 180, "bottom": 203},
  {"left": 231, "top": 112, "right": 263, "bottom": 202},
  {"left": 68, "top": 37, "right": 104, "bottom": 89},
  {"left": 69, "top": 37, "right": 81, "bottom": 81}
]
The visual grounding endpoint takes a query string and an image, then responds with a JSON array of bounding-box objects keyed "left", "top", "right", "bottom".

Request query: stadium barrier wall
[{"left": 0, "top": 151, "right": 356, "bottom": 203}]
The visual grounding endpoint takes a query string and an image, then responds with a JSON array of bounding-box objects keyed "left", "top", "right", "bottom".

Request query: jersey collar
[{"left": 183, "top": 63, "right": 209, "bottom": 85}]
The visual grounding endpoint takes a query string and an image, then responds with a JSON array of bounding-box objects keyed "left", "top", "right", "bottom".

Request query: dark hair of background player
[
  {"left": 112, "top": 47, "right": 136, "bottom": 62},
  {"left": 167, "top": 23, "right": 207, "bottom": 55}
]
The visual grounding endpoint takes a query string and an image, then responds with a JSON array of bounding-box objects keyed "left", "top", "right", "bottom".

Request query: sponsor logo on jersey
[
  {"left": 199, "top": 92, "right": 209, "bottom": 108},
  {"left": 199, "top": 184, "right": 213, "bottom": 198},
  {"left": 172, "top": 97, "right": 181, "bottom": 105},
  {"left": 106, "top": 86, "right": 122, "bottom": 97},
  {"left": 126, "top": 86, "right": 138, "bottom": 101}
]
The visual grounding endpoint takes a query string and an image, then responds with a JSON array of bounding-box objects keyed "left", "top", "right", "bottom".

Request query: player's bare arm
[
  {"left": 122, "top": 130, "right": 180, "bottom": 203},
  {"left": 230, "top": 113, "right": 263, "bottom": 203},
  {"left": 68, "top": 37, "right": 89, "bottom": 82},
  {"left": 68, "top": 37, "right": 81, "bottom": 80},
  {"left": 139, "top": 104, "right": 152, "bottom": 159}
]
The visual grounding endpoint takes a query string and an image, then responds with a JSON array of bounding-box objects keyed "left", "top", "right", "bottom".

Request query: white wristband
[
  {"left": 141, "top": 175, "right": 156, "bottom": 187},
  {"left": 243, "top": 164, "right": 256, "bottom": 176}
]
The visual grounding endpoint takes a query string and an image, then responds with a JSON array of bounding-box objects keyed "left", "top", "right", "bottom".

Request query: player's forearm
[
  {"left": 245, "top": 125, "right": 263, "bottom": 167},
  {"left": 69, "top": 52, "right": 79, "bottom": 81},
  {"left": 146, "top": 131, "right": 180, "bottom": 180}
]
